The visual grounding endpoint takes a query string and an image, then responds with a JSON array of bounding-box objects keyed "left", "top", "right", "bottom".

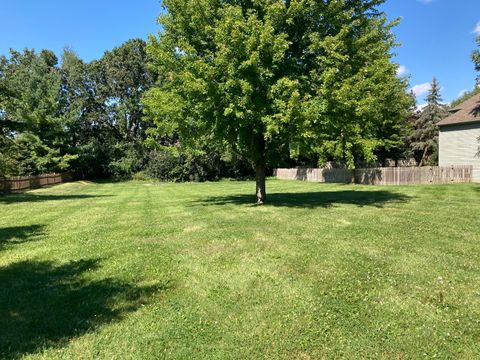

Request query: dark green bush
[{"left": 144, "top": 147, "right": 253, "bottom": 182}]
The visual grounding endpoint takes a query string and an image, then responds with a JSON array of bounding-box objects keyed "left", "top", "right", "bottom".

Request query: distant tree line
[{"left": 0, "top": 40, "right": 251, "bottom": 180}]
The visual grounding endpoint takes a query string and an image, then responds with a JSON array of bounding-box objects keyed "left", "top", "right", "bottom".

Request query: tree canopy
[
  {"left": 0, "top": 49, "right": 75, "bottom": 175},
  {"left": 144, "top": 0, "right": 412, "bottom": 203}
]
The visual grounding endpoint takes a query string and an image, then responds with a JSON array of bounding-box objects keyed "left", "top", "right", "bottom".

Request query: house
[{"left": 437, "top": 93, "right": 480, "bottom": 182}]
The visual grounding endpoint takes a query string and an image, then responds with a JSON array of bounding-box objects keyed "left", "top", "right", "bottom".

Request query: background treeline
[
  {"left": 0, "top": 39, "right": 252, "bottom": 180},
  {"left": 0, "top": 34, "right": 478, "bottom": 180}
]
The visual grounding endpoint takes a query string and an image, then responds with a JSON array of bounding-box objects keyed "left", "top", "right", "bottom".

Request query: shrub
[
  {"left": 132, "top": 171, "right": 151, "bottom": 181},
  {"left": 144, "top": 147, "right": 253, "bottom": 182}
]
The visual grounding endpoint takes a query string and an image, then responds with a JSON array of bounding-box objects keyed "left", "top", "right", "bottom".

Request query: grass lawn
[{"left": 0, "top": 179, "right": 479, "bottom": 359}]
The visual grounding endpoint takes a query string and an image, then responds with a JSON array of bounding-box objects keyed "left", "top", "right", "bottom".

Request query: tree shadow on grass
[
  {"left": 195, "top": 190, "right": 410, "bottom": 208},
  {"left": 0, "top": 194, "right": 111, "bottom": 205},
  {"left": 0, "top": 259, "right": 164, "bottom": 359},
  {"left": 0, "top": 225, "right": 44, "bottom": 250}
]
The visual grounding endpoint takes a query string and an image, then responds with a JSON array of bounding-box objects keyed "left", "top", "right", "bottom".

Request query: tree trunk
[
  {"left": 419, "top": 146, "right": 429, "bottom": 167},
  {"left": 255, "top": 163, "right": 266, "bottom": 204}
]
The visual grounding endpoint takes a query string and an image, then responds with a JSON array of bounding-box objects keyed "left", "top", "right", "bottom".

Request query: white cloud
[
  {"left": 473, "top": 22, "right": 480, "bottom": 35},
  {"left": 457, "top": 89, "right": 469, "bottom": 98},
  {"left": 416, "top": 103, "right": 428, "bottom": 111},
  {"left": 416, "top": 101, "right": 447, "bottom": 111},
  {"left": 397, "top": 65, "right": 408, "bottom": 76},
  {"left": 411, "top": 82, "right": 431, "bottom": 96}
]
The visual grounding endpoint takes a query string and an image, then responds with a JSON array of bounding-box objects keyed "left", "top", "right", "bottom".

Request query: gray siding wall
[{"left": 439, "top": 123, "right": 480, "bottom": 182}]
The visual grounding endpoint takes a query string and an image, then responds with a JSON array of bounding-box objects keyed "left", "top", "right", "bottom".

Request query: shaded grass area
[
  {"left": 196, "top": 189, "right": 410, "bottom": 208},
  {"left": 0, "top": 259, "right": 160, "bottom": 359},
  {"left": 0, "top": 225, "right": 44, "bottom": 250},
  {"left": 0, "top": 179, "right": 479, "bottom": 359},
  {"left": 0, "top": 193, "right": 109, "bottom": 204}
]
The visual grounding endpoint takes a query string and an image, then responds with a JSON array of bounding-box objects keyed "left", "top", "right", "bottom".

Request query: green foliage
[
  {"left": 0, "top": 40, "right": 158, "bottom": 178},
  {"left": 144, "top": 148, "right": 188, "bottom": 182},
  {"left": 0, "top": 40, "right": 253, "bottom": 180},
  {"left": 410, "top": 78, "right": 448, "bottom": 166},
  {"left": 0, "top": 136, "right": 17, "bottom": 176},
  {"left": 0, "top": 49, "right": 76, "bottom": 175},
  {"left": 96, "top": 39, "right": 156, "bottom": 143},
  {"left": 107, "top": 143, "right": 146, "bottom": 179},
  {"left": 144, "top": 0, "right": 412, "bottom": 178},
  {"left": 144, "top": 145, "right": 252, "bottom": 182},
  {"left": 14, "top": 133, "right": 76, "bottom": 175},
  {"left": 59, "top": 40, "right": 154, "bottom": 178}
]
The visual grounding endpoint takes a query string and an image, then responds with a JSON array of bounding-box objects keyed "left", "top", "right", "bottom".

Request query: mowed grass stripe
[{"left": 0, "top": 179, "right": 479, "bottom": 359}]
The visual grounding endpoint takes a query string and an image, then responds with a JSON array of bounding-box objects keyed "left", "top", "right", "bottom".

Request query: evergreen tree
[
  {"left": 410, "top": 78, "right": 448, "bottom": 166},
  {"left": 0, "top": 49, "right": 76, "bottom": 175}
]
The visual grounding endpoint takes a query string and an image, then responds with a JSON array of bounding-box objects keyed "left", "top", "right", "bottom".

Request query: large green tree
[
  {"left": 58, "top": 49, "right": 110, "bottom": 177},
  {"left": 0, "top": 49, "right": 75, "bottom": 175},
  {"left": 99, "top": 39, "right": 155, "bottom": 142},
  {"left": 144, "top": 0, "right": 411, "bottom": 203},
  {"left": 59, "top": 40, "right": 155, "bottom": 178},
  {"left": 410, "top": 78, "right": 448, "bottom": 166}
]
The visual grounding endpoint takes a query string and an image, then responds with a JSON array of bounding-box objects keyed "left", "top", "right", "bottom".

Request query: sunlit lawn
[{"left": 1, "top": 179, "right": 479, "bottom": 359}]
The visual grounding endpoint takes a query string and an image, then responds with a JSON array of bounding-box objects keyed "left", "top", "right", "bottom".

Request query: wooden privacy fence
[
  {"left": 0, "top": 173, "right": 72, "bottom": 193},
  {"left": 274, "top": 165, "right": 473, "bottom": 185},
  {"left": 274, "top": 168, "right": 354, "bottom": 183},
  {"left": 354, "top": 166, "right": 473, "bottom": 185}
]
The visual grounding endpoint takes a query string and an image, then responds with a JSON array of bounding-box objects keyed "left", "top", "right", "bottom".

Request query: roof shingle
[{"left": 437, "top": 93, "right": 480, "bottom": 126}]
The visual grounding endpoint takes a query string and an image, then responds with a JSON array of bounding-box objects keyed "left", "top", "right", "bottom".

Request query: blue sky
[
  {"left": 0, "top": 1, "right": 160, "bottom": 61},
  {"left": 0, "top": 0, "right": 478, "bottom": 104},
  {"left": 381, "top": 0, "right": 480, "bottom": 104}
]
